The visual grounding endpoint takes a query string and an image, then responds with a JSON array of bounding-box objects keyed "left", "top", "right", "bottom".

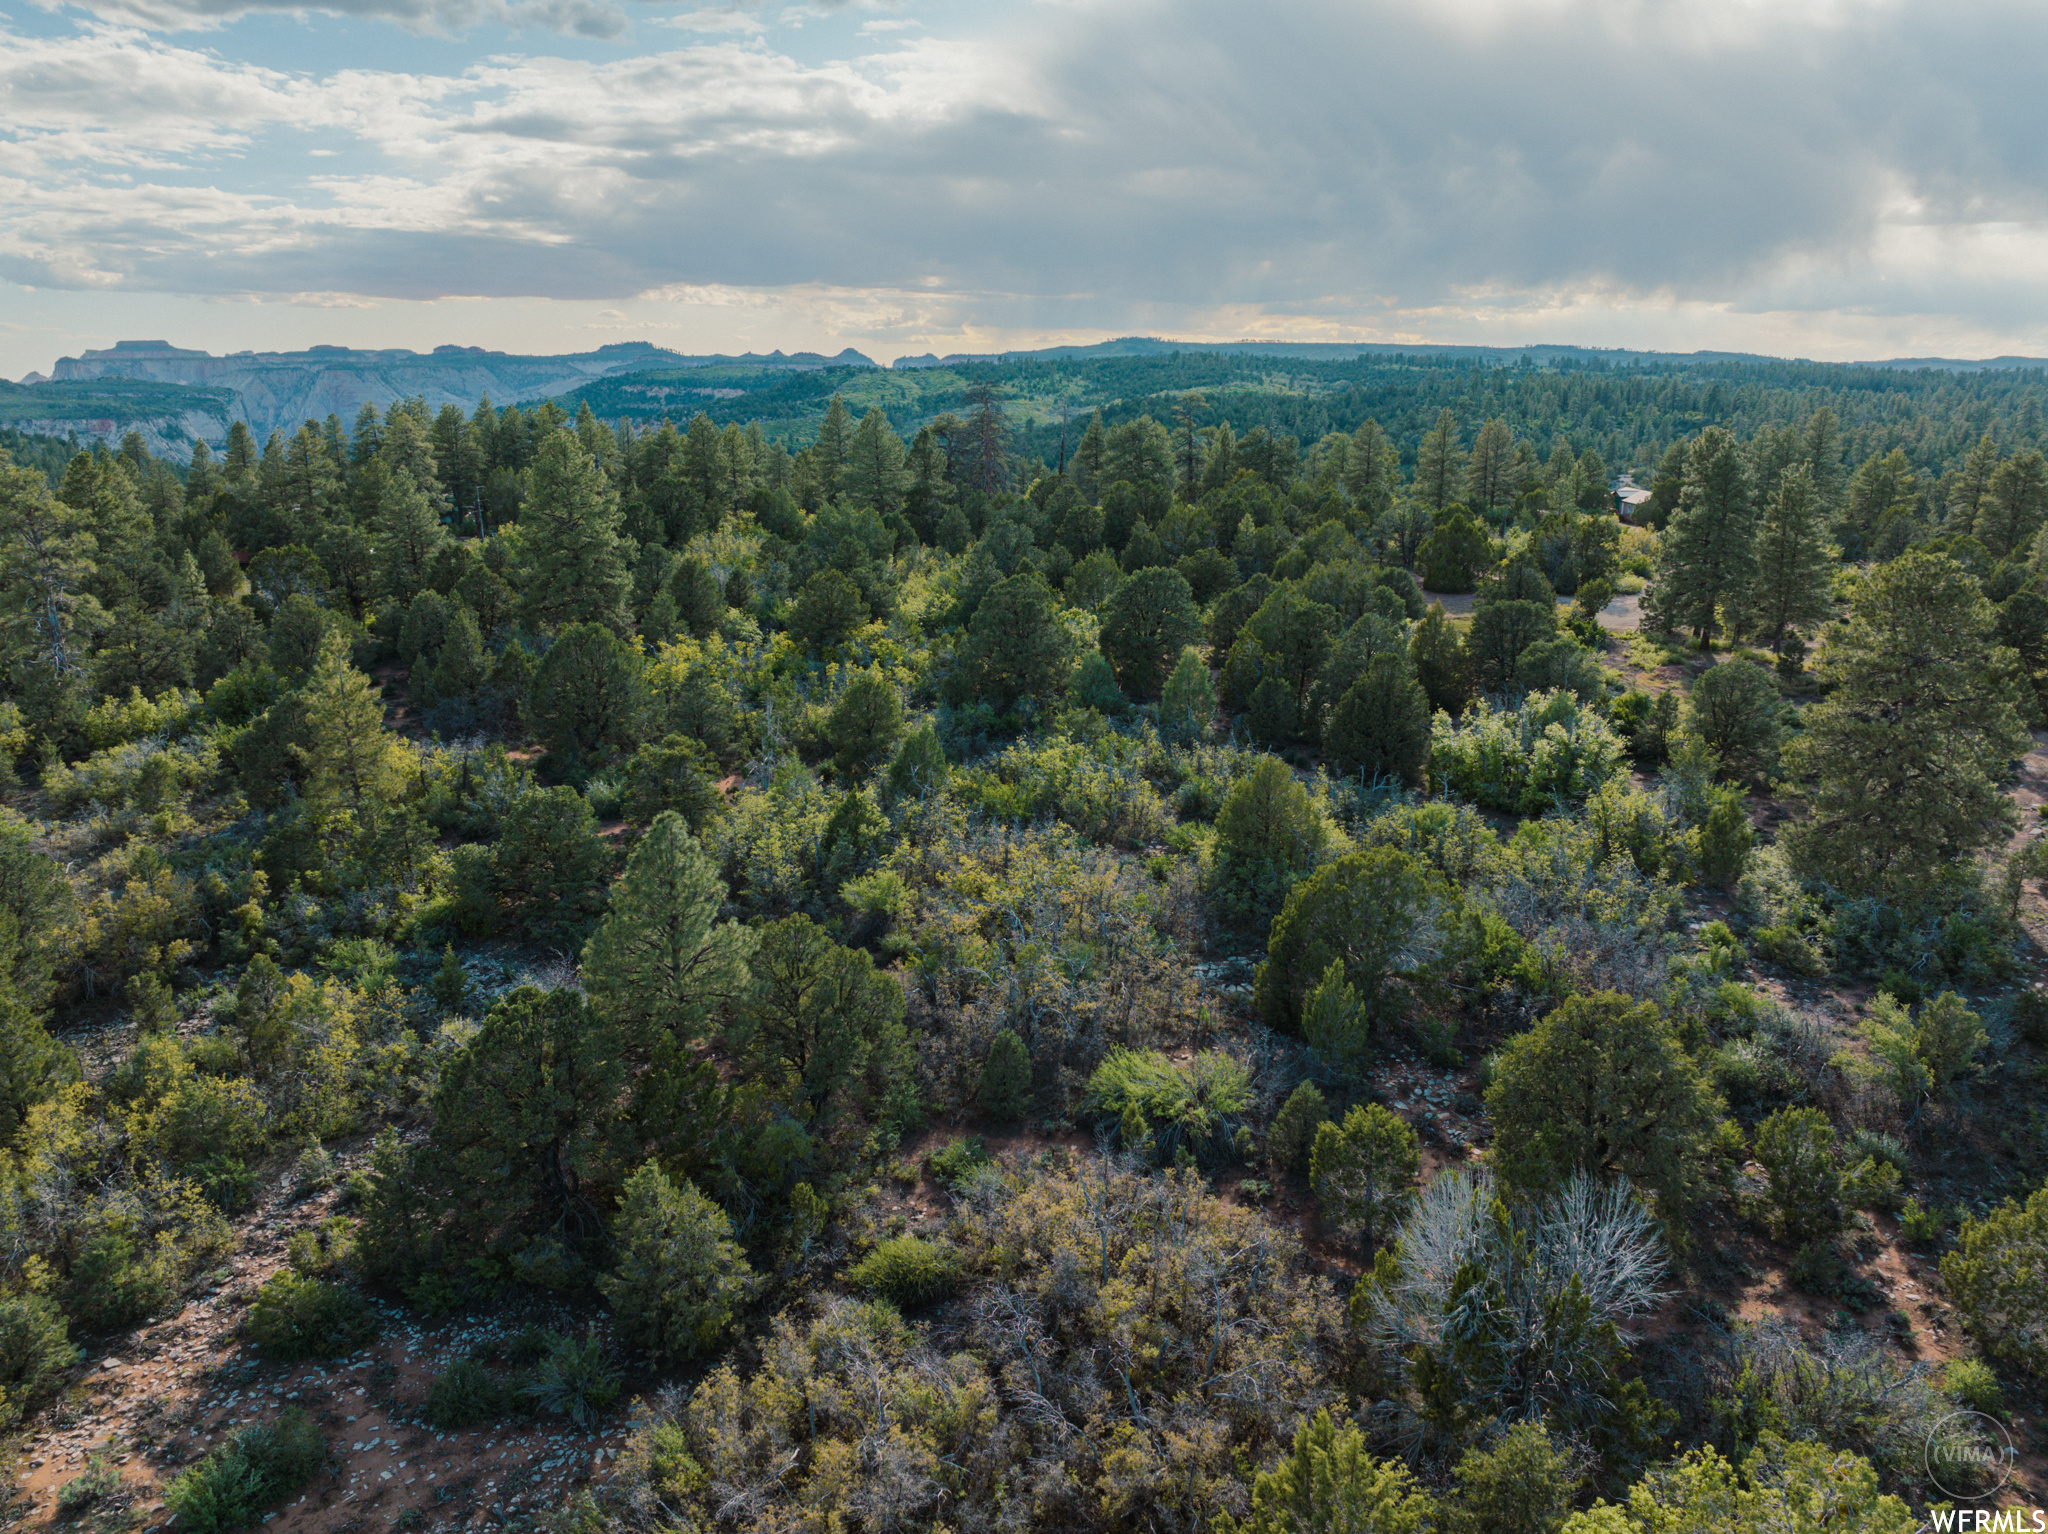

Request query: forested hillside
[{"left": 1, "top": 360, "right": 2045, "bottom": 1534}]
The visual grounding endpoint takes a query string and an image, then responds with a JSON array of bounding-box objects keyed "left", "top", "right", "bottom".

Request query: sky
[{"left": 5, "top": 0, "right": 2048, "bottom": 378}]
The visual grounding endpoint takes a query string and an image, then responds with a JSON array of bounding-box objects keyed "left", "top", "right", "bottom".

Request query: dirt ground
[{"left": 9, "top": 1155, "right": 632, "bottom": 1534}]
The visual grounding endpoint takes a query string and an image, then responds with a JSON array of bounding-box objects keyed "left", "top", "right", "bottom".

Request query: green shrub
[
  {"left": 1898, "top": 1198, "right": 1950, "bottom": 1246},
  {"left": 63, "top": 1229, "right": 176, "bottom": 1332},
  {"left": 1941, "top": 1358, "right": 2004, "bottom": 1416},
  {"left": 1753, "top": 1107, "right": 1841, "bottom": 1242},
  {"left": 1941, "top": 1182, "right": 2048, "bottom": 1377},
  {"left": 520, "top": 1327, "right": 619, "bottom": 1427},
  {"left": 0, "top": 1293, "right": 77, "bottom": 1429},
  {"left": 927, "top": 1136, "right": 991, "bottom": 1190},
  {"left": 847, "top": 1236, "right": 962, "bottom": 1309},
  {"left": 423, "top": 1358, "right": 510, "bottom": 1430},
  {"left": 243, "top": 1273, "right": 378, "bottom": 1361},
  {"left": 1083, "top": 1049, "right": 1253, "bottom": 1166},
  {"left": 1443, "top": 1419, "right": 1578, "bottom": 1534},
  {"left": 165, "top": 1406, "right": 324, "bottom": 1534},
  {"left": 598, "top": 1163, "right": 754, "bottom": 1367},
  {"left": 57, "top": 1455, "right": 122, "bottom": 1515},
  {"left": 1427, "top": 689, "right": 1625, "bottom": 814}
]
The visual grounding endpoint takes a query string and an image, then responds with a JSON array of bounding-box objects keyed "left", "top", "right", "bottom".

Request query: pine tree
[
  {"left": 1413, "top": 408, "right": 1465, "bottom": 511},
  {"left": 1976, "top": 450, "right": 2048, "bottom": 558},
  {"left": 733, "top": 916, "right": 910, "bottom": 1126},
  {"left": 525, "top": 622, "right": 646, "bottom": 771},
  {"left": 0, "top": 460, "right": 98, "bottom": 699},
  {"left": 976, "top": 1028, "right": 1032, "bottom": 1123},
  {"left": 294, "top": 630, "right": 411, "bottom": 838},
  {"left": 1343, "top": 418, "right": 1399, "bottom": 517},
  {"left": 427, "top": 986, "right": 623, "bottom": 1260},
  {"left": 430, "top": 943, "right": 469, "bottom": 1015},
  {"left": 599, "top": 1161, "right": 754, "bottom": 1365},
  {"left": 518, "top": 430, "right": 632, "bottom": 634},
  {"left": 1465, "top": 417, "right": 1516, "bottom": 525},
  {"left": 951, "top": 571, "right": 1077, "bottom": 715},
  {"left": 1740, "top": 463, "right": 1832, "bottom": 651},
  {"left": 1803, "top": 404, "right": 1845, "bottom": 517},
  {"left": 1098, "top": 567, "right": 1203, "bottom": 699},
  {"left": 843, "top": 407, "right": 911, "bottom": 516},
  {"left": 1325, "top": 653, "right": 1430, "bottom": 787},
  {"left": 582, "top": 812, "right": 752, "bottom": 1051},
  {"left": 826, "top": 672, "right": 905, "bottom": 777},
  {"left": 1486, "top": 990, "right": 1717, "bottom": 1219},
  {"left": 1071, "top": 409, "right": 1108, "bottom": 502},
  {"left": 1157, "top": 646, "right": 1214, "bottom": 744},
  {"left": 1947, "top": 432, "right": 2002, "bottom": 530},
  {"left": 1646, "top": 424, "right": 1756, "bottom": 645},
  {"left": 1309, "top": 1103, "right": 1418, "bottom": 1251},
  {"left": 1409, "top": 602, "right": 1470, "bottom": 716},
  {"left": 1301, "top": 959, "right": 1370, "bottom": 1082},
  {"left": 810, "top": 395, "right": 854, "bottom": 505},
  {"left": 1785, "top": 549, "right": 2030, "bottom": 899},
  {"left": 373, "top": 470, "right": 446, "bottom": 605}
]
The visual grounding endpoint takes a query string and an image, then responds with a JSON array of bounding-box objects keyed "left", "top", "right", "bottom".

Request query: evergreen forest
[{"left": 2, "top": 350, "right": 2047, "bottom": 1533}]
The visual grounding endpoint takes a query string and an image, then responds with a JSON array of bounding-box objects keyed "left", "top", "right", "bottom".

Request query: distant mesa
[{"left": 81, "top": 340, "right": 210, "bottom": 360}]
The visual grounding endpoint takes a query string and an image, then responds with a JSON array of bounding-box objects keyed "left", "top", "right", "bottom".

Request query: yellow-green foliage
[
  {"left": 956, "top": 732, "right": 1172, "bottom": 849},
  {"left": 659, "top": 1159, "right": 1344, "bottom": 1534},
  {"left": 81, "top": 687, "right": 202, "bottom": 751},
  {"left": 1559, "top": 1436, "right": 1914, "bottom": 1532},
  {"left": 1941, "top": 1180, "right": 2048, "bottom": 1378},
  {"left": 1428, "top": 688, "right": 1626, "bottom": 814}
]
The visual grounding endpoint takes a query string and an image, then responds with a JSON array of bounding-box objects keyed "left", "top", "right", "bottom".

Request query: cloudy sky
[{"left": 5, "top": 0, "right": 2048, "bottom": 376}]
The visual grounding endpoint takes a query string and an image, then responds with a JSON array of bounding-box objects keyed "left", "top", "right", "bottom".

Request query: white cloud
[
  {"left": 6, "top": 0, "right": 2048, "bottom": 358},
  {"left": 29, "top": 0, "right": 630, "bottom": 35}
]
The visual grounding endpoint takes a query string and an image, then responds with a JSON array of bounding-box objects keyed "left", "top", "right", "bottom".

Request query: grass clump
[
  {"left": 847, "top": 1235, "right": 962, "bottom": 1309},
  {"left": 423, "top": 1357, "right": 511, "bottom": 1430},
  {"left": 1084, "top": 1048, "right": 1252, "bottom": 1166},
  {"left": 519, "top": 1327, "right": 619, "bottom": 1428}
]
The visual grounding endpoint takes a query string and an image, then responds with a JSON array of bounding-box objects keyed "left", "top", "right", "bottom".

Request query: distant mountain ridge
[
  {"left": 34, "top": 339, "right": 877, "bottom": 445},
  {"left": 890, "top": 335, "right": 2048, "bottom": 371}
]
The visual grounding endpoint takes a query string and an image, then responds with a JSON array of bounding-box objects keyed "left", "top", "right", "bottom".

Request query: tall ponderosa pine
[
  {"left": 809, "top": 395, "right": 854, "bottom": 505},
  {"left": 843, "top": 407, "right": 910, "bottom": 517},
  {"left": 294, "top": 630, "right": 411, "bottom": 838},
  {"left": 1413, "top": 409, "right": 1465, "bottom": 511},
  {"left": 1647, "top": 425, "right": 1756, "bottom": 645},
  {"left": 1740, "top": 463, "right": 1832, "bottom": 651},
  {"left": 1785, "top": 549, "right": 2030, "bottom": 899},
  {"left": 1977, "top": 450, "right": 2048, "bottom": 558},
  {"left": 1947, "top": 433, "right": 2002, "bottom": 531},
  {"left": 581, "top": 810, "right": 753, "bottom": 1053},
  {"left": 374, "top": 470, "right": 447, "bottom": 604},
  {"left": 518, "top": 430, "right": 632, "bottom": 634},
  {"left": 1465, "top": 417, "right": 1516, "bottom": 524},
  {"left": 1343, "top": 419, "right": 1399, "bottom": 518}
]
